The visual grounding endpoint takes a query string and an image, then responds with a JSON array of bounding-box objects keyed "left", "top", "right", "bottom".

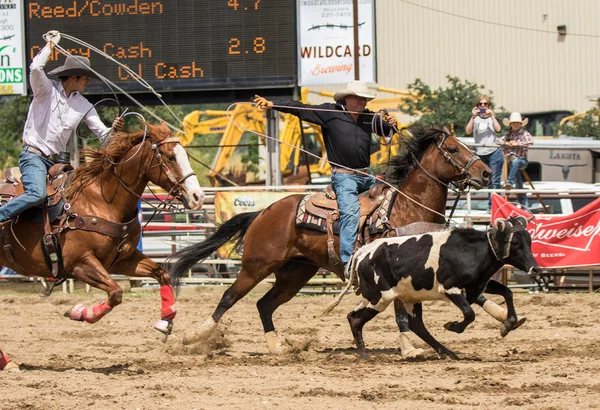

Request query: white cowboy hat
[
  {"left": 47, "top": 55, "right": 99, "bottom": 80},
  {"left": 503, "top": 112, "right": 529, "bottom": 127},
  {"left": 333, "top": 80, "right": 376, "bottom": 102}
]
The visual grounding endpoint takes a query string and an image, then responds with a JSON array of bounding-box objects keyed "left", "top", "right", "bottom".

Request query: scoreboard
[{"left": 24, "top": 0, "right": 297, "bottom": 94}]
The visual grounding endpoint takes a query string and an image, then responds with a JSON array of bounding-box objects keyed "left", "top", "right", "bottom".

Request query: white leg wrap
[
  {"left": 399, "top": 333, "right": 424, "bottom": 359},
  {"left": 482, "top": 300, "right": 508, "bottom": 322},
  {"left": 182, "top": 317, "right": 218, "bottom": 345},
  {"left": 264, "top": 331, "right": 283, "bottom": 355}
]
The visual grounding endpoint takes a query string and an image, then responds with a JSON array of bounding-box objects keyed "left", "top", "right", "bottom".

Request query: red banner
[{"left": 491, "top": 194, "right": 600, "bottom": 268}]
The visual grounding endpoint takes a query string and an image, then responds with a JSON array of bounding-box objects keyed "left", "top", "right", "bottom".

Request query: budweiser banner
[
  {"left": 297, "top": 0, "right": 376, "bottom": 85},
  {"left": 491, "top": 194, "right": 600, "bottom": 268}
]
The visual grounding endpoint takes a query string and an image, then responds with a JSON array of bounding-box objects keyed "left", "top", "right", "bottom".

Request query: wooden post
[
  {"left": 521, "top": 169, "right": 549, "bottom": 212},
  {"left": 353, "top": 0, "right": 360, "bottom": 80},
  {"left": 590, "top": 268, "right": 594, "bottom": 293},
  {"left": 501, "top": 266, "right": 508, "bottom": 286}
]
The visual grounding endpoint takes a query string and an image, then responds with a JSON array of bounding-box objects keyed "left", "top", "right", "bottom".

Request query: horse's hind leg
[
  {"left": 66, "top": 256, "right": 122, "bottom": 324},
  {"left": 256, "top": 260, "right": 318, "bottom": 354},
  {"left": 393, "top": 299, "right": 425, "bottom": 359},
  {"left": 347, "top": 307, "right": 380, "bottom": 359},
  {"left": 110, "top": 249, "right": 177, "bottom": 342},
  {"left": 406, "top": 302, "right": 458, "bottom": 360},
  {"left": 183, "top": 262, "right": 279, "bottom": 345},
  {"left": 0, "top": 349, "right": 19, "bottom": 372}
]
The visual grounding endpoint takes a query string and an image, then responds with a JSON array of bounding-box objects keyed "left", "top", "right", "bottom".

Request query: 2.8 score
[{"left": 228, "top": 37, "right": 266, "bottom": 55}]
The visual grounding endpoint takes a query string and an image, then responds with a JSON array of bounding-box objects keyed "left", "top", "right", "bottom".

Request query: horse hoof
[
  {"left": 154, "top": 319, "right": 173, "bottom": 343},
  {"left": 264, "top": 331, "right": 283, "bottom": 355},
  {"left": 182, "top": 318, "right": 217, "bottom": 346},
  {"left": 402, "top": 347, "right": 425, "bottom": 359},
  {"left": 444, "top": 321, "right": 464, "bottom": 333},
  {"left": 3, "top": 361, "right": 20, "bottom": 372},
  {"left": 66, "top": 304, "right": 85, "bottom": 321},
  {"left": 501, "top": 316, "right": 526, "bottom": 337}
]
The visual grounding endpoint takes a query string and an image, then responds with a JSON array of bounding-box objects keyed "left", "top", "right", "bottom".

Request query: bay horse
[
  {"left": 169, "top": 126, "right": 508, "bottom": 357},
  {"left": 0, "top": 122, "right": 204, "bottom": 371}
]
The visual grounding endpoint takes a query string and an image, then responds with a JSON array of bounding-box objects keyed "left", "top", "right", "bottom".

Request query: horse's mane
[
  {"left": 387, "top": 125, "right": 449, "bottom": 186},
  {"left": 64, "top": 122, "right": 172, "bottom": 201}
]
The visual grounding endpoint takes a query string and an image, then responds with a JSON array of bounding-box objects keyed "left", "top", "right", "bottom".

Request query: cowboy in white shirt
[{"left": 0, "top": 31, "right": 123, "bottom": 222}]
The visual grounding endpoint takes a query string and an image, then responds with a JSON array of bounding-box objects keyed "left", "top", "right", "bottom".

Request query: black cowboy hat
[{"left": 47, "top": 55, "right": 100, "bottom": 80}]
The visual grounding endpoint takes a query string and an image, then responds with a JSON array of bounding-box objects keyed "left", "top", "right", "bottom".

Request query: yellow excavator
[{"left": 177, "top": 87, "right": 416, "bottom": 186}]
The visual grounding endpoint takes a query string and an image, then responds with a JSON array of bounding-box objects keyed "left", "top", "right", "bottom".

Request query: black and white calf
[{"left": 322, "top": 216, "right": 539, "bottom": 359}]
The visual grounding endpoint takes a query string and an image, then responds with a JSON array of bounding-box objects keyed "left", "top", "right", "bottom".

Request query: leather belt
[
  {"left": 23, "top": 145, "right": 58, "bottom": 162},
  {"left": 332, "top": 167, "right": 370, "bottom": 175}
]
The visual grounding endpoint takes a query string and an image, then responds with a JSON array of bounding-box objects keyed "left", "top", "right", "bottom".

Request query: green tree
[
  {"left": 0, "top": 96, "right": 30, "bottom": 168},
  {"left": 557, "top": 108, "right": 600, "bottom": 139},
  {"left": 399, "top": 76, "right": 503, "bottom": 137}
]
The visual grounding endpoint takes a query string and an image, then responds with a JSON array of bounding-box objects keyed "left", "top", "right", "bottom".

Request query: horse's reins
[{"left": 226, "top": 102, "right": 469, "bottom": 226}]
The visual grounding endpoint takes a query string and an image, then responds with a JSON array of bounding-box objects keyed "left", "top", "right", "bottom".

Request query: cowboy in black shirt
[{"left": 254, "top": 81, "right": 397, "bottom": 268}]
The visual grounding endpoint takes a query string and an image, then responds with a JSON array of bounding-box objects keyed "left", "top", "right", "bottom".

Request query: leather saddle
[
  {"left": 0, "top": 164, "right": 74, "bottom": 208},
  {"left": 302, "top": 184, "right": 389, "bottom": 274}
]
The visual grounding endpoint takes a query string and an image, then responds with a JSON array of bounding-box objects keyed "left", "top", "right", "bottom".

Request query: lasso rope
[
  {"left": 50, "top": 33, "right": 187, "bottom": 135},
  {"left": 225, "top": 102, "right": 464, "bottom": 226}
]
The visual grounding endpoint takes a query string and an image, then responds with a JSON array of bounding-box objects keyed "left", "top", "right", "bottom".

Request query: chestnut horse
[
  {"left": 169, "top": 126, "right": 499, "bottom": 356},
  {"left": 0, "top": 122, "right": 204, "bottom": 371}
]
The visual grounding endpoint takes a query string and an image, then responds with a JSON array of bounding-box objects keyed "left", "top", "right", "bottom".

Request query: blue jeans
[
  {"left": 331, "top": 171, "right": 376, "bottom": 267},
  {"left": 507, "top": 156, "right": 529, "bottom": 207},
  {"left": 479, "top": 149, "right": 504, "bottom": 207},
  {"left": 0, "top": 150, "right": 54, "bottom": 222}
]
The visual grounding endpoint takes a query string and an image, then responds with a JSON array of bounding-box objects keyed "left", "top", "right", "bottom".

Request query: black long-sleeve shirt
[{"left": 273, "top": 100, "right": 392, "bottom": 169}]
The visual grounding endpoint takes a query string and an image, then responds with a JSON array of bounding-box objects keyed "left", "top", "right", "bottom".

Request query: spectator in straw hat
[
  {"left": 253, "top": 80, "right": 397, "bottom": 269},
  {"left": 496, "top": 112, "right": 533, "bottom": 207},
  {"left": 0, "top": 31, "right": 123, "bottom": 222}
]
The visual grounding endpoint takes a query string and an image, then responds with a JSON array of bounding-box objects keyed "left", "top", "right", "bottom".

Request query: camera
[{"left": 479, "top": 107, "right": 486, "bottom": 114}]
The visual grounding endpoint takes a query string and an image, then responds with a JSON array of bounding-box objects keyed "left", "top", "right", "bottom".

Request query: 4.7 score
[
  {"left": 228, "top": 0, "right": 261, "bottom": 11},
  {"left": 228, "top": 37, "right": 266, "bottom": 55}
]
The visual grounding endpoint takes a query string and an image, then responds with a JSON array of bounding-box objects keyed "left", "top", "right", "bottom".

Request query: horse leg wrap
[
  {"left": 398, "top": 333, "right": 424, "bottom": 359},
  {"left": 482, "top": 299, "right": 508, "bottom": 322},
  {"left": 0, "top": 351, "right": 10, "bottom": 369},
  {"left": 81, "top": 301, "right": 113, "bottom": 324},
  {"left": 159, "top": 285, "right": 177, "bottom": 320}
]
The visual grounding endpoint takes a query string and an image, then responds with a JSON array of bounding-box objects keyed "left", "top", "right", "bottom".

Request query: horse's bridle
[
  {"left": 436, "top": 133, "right": 481, "bottom": 187},
  {"left": 114, "top": 136, "right": 196, "bottom": 209},
  {"left": 414, "top": 132, "right": 482, "bottom": 191}
]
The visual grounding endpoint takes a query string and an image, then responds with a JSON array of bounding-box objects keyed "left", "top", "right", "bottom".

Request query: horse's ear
[{"left": 442, "top": 125, "right": 451, "bottom": 135}]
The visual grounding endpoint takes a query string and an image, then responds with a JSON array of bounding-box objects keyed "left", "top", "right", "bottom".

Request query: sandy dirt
[{"left": 1, "top": 285, "right": 600, "bottom": 410}]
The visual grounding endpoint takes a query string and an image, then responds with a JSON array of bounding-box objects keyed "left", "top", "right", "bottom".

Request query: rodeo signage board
[
  {"left": 0, "top": 0, "right": 27, "bottom": 95},
  {"left": 297, "top": 0, "right": 376, "bottom": 85},
  {"left": 214, "top": 191, "right": 305, "bottom": 259},
  {"left": 23, "top": 0, "right": 297, "bottom": 94},
  {"left": 492, "top": 194, "right": 600, "bottom": 268}
]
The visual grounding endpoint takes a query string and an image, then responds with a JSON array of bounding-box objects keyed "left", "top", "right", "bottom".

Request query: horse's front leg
[
  {"left": 67, "top": 255, "right": 122, "bottom": 324},
  {"left": 109, "top": 249, "right": 176, "bottom": 342}
]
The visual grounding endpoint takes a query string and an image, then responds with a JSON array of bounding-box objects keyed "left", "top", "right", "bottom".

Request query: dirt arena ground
[{"left": 1, "top": 285, "right": 599, "bottom": 410}]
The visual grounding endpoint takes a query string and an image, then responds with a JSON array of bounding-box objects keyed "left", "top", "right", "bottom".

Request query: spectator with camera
[
  {"left": 466, "top": 94, "right": 502, "bottom": 209},
  {"left": 496, "top": 112, "right": 533, "bottom": 207}
]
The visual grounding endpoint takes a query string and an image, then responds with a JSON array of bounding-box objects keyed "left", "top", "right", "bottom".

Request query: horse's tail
[
  {"left": 167, "top": 211, "right": 261, "bottom": 293},
  {"left": 319, "top": 256, "right": 359, "bottom": 317}
]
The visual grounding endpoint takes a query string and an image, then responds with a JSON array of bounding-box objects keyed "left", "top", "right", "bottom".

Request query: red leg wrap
[
  {"left": 160, "top": 285, "right": 177, "bottom": 320},
  {"left": 0, "top": 350, "right": 11, "bottom": 370},
  {"left": 82, "top": 301, "right": 113, "bottom": 324}
]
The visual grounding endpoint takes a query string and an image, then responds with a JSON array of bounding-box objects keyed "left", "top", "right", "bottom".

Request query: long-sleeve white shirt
[{"left": 22, "top": 45, "right": 110, "bottom": 156}]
